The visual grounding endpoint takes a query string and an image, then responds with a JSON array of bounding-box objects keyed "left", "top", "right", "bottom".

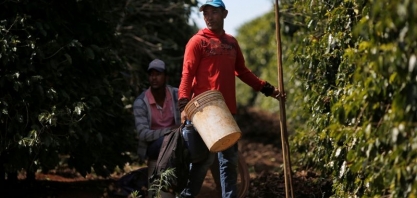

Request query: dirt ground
[{"left": 0, "top": 107, "right": 332, "bottom": 198}]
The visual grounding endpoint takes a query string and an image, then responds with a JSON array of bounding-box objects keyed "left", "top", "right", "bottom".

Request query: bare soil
[{"left": 0, "top": 107, "right": 332, "bottom": 198}]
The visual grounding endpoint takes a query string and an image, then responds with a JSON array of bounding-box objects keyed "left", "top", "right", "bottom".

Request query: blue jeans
[
  {"left": 218, "top": 144, "right": 238, "bottom": 198},
  {"left": 180, "top": 144, "right": 238, "bottom": 198}
]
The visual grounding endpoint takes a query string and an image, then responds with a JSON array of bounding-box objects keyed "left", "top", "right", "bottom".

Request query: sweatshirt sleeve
[
  {"left": 233, "top": 40, "right": 266, "bottom": 91},
  {"left": 178, "top": 36, "right": 202, "bottom": 100}
]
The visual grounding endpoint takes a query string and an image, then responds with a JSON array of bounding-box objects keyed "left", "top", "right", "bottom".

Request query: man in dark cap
[{"left": 133, "top": 59, "right": 181, "bottom": 198}]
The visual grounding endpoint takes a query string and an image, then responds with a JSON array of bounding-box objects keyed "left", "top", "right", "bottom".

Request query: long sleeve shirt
[
  {"left": 178, "top": 28, "right": 266, "bottom": 114},
  {"left": 133, "top": 85, "right": 181, "bottom": 161}
]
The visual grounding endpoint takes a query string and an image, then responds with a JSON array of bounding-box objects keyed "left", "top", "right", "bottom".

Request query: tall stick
[{"left": 274, "top": 1, "right": 294, "bottom": 198}]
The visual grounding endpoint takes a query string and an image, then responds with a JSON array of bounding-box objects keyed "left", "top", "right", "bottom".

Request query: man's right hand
[{"left": 181, "top": 111, "right": 188, "bottom": 124}]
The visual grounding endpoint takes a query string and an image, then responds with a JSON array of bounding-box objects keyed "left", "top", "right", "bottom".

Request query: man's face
[
  {"left": 148, "top": 70, "right": 166, "bottom": 90},
  {"left": 202, "top": 6, "right": 227, "bottom": 32}
]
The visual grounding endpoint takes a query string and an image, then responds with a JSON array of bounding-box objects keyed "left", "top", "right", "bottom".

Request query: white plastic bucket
[{"left": 184, "top": 90, "right": 241, "bottom": 152}]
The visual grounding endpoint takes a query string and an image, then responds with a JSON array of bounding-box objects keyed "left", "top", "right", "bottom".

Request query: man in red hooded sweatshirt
[{"left": 178, "top": 0, "right": 284, "bottom": 197}]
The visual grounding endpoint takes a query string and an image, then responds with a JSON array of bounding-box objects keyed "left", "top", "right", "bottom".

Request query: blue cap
[{"left": 199, "top": 0, "right": 226, "bottom": 12}]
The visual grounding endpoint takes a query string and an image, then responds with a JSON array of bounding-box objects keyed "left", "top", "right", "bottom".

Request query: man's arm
[
  {"left": 178, "top": 36, "right": 202, "bottom": 121},
  {"left": 233, "top": 40, "right": 284, "bottom": 100},
  {"left": 133, "top": 98, "right": 170, "bottom": 142}
]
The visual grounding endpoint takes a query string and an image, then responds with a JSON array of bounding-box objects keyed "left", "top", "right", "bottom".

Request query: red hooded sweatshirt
[{"left": 178, "top": 28, "right": 266, "bottom": 114}]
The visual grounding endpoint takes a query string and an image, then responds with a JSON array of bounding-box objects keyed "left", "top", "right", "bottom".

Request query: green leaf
[
  {"left": 64, "top": 53, "right": 72, "bottom": 64},
  {"left": 84, "top": 47, "right": 95, "bottom": 60},
  {"left": 96, "top": 133, "right": 103, "bottom": 143}
]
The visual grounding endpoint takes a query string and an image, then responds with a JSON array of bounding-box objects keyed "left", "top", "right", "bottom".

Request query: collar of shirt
[
  {"left": 145, "top": 87, "right": 175, "bottom": 130},
  {"left": 145, "top": 87, "right": 172, "bottom": 106}
]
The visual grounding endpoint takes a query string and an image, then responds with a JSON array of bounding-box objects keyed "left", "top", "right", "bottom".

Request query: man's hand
[
  {"left": 271, "top": 88, "right": 286, "bottom": 101},
  {"left": 181, "top": 111, "right": 188, "bottom": 124}
]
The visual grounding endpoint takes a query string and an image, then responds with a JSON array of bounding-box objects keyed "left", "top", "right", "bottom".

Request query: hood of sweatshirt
[{"left": 197, "top": 28, "right": 226, "bottom": 38}]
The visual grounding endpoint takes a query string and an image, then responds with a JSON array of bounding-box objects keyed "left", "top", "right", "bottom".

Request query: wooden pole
[{"left": 274, "top": 1, "right": 294, "bottom": 198}]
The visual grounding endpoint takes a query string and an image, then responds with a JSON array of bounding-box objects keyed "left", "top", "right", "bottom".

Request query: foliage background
[
  {"left": 290, "top": 0, "right": 416, "bottom": 197},
  {"left": 0, "top": 0, "right": 197, "bottom": 179},
  {"left": 235, "top": 0, "right": 417, "bottom": 197},
  {"left": 2, "top": 0, "right": 417, "bottom": 197}
]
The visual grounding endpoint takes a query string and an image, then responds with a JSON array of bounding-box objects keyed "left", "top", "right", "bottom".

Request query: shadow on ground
[{"left": 0, "top": 107, "right": 332, "bottom": 198}]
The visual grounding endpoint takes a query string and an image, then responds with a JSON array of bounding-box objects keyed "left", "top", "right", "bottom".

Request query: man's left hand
[{"left": 271, "top": 88, "right": 286, "bottom": 101}]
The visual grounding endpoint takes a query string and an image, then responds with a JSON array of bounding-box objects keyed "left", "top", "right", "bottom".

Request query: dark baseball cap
[{"left": 147, "top": 59, "right": 165, "bottom": 73}]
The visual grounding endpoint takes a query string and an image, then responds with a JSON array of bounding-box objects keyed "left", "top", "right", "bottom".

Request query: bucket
[{"left": 184, "top": 90, "right": 241, "bottom": 152}]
